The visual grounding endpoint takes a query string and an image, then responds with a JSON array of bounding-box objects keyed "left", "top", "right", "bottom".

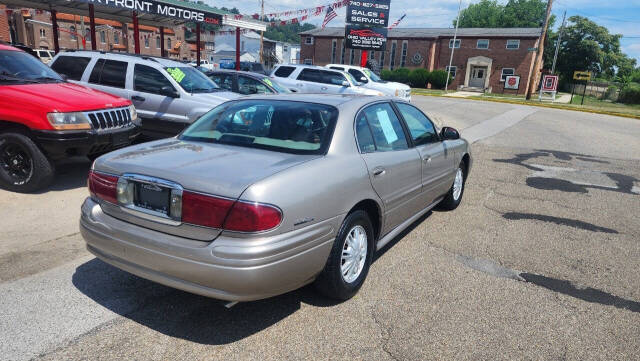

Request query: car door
[
  {"left": 355, "top": 102, "right": 423, "bottom": 234},
  {"left": 86, "top": 58, "right": 130, "bottom": 100},
  {"left": 295, "top": 68, "right": 323, "bottom": 93},
  {"left": 317, "top": 70, "right": 351, "bottom": 94},
  {"left": 395, "top": 102, "right": 454, "bottom": 203},
  {"left": 131, "top": 63, "right": 187, "bottom": 137}
]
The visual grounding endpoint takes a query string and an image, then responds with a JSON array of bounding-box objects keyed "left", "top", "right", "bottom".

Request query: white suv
[
  {"left": 326, "top": 64, "right": 411, "bottom": 101},
  {"left": 270, "top": 64, "right": 385, "bottom": 96}
]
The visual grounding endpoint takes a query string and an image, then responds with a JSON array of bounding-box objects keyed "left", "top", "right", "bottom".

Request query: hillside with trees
[{"left": 264, "top": 22, "right": 316, "bottom": 44}]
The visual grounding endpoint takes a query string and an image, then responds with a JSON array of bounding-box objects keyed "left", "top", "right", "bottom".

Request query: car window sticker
[
  {"left": 263, "top": 78, "right": 273, "bottom": 87},
  {"left": 166, "top": 67, "right": 186, "bottom": 82},
  {"left": 376, "top": 109, "right": 398, "bottom": 144}
]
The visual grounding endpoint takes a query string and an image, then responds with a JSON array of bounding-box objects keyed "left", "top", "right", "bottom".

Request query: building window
[
  {"left": 506, "top": 39, "right": 520, "bottom": 49},
  {"left": 283, "top": 45, "right": 288, "bottom": 52},
  {"left": 380, "top": 50, "right": 385, "bottom": 68},
  {"left": 369, "top": 50, "right": 375, "bottom": 61},
  {"left": 449, "top": 39, "right": 461, "bottom": 48},
  {"left": 349, "top": 49, "right": 355, "bottom": 65},
  {"left": 70, "top": 26, "right": 77, "bottom": 40},
  {"left": 500, "top": 68, "right": 515, "bottom": 81},
  {"left": 331, "top": 39, "right": 337, "bottom": 64},
  {"left": 156, "top": 36, "right": 160, "bottom": 49},
  {"left": 389, "top": 41, "right": 397, "bottom": 70},
  {"left": 340, "top": 41, "right": 346, "bottom": 64},
  {"left": 305, "top": 37, "right": 313, "bottom": 45},
  {"left": 445, "top": 66, "right": 457, "bottom": 78},
  {"left": 304, "top": 58, "right": 313, "bottom": 65},
  {"left": 167, "top": 38, "right": 172, "bottom": 48},
  {"left": 114, "top": 32, "right": 119, "bottom": 45},
  {"left": 84, "top": 28, "right": 91, "bottom": 42},
  {"left": 100, "top": 31, "right": 106, "bottom": 44},
  {"left": 39, "top": 28, "right": 46, "bottom": 38},
  {"left": 144, "top": 36, "right": 149, "bottom": 48},
  {"left": 477, "top": 39, "right": 489, "bottom": 49},
  {"left": 400, "top": 41, "right": 408, "bottom": 67}
]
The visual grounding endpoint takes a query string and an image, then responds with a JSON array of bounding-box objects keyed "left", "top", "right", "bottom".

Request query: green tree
[
  {"left": 455, "top": 0, "right": 553, "bottom": 28},
  {"left": 553, "top": 16, "right": 636, "bottom": 80},
  {"left": 264, "top": 22, "right": 316, "bottom": 44},
  {"left": 455, "top": 0, "right": 503, "bottom": 28}
]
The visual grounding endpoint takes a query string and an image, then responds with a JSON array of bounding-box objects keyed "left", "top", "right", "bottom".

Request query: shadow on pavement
[
  {"left": 36, "top": 157, "right": 91, "bottom": 193},
  {"left": 72, "top": 258, "right": 341, "bottom": 345}
]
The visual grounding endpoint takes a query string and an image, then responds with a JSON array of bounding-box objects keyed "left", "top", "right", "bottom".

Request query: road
[{"left": 1, "top": 96, "right": 638, "bottom": 360}]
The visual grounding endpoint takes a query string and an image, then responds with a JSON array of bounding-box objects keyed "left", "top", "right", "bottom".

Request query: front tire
[
  {"left": 315, "top": 210, "right": 374, "bottom": 301},
  {"left": 439, "top": 162, "right": 466, "bottom": 210},
  {"left": 0, "top": 132, "right": 54, "bottom": 193}
]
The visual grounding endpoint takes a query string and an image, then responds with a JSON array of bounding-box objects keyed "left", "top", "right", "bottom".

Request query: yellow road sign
[{"left": 573, "top": 71, "right": 591, "bottom": 81}]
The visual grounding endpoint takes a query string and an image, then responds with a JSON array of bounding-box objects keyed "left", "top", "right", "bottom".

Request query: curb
[{"left": 411, "top": 92, "right": 640, "bottom": 120}]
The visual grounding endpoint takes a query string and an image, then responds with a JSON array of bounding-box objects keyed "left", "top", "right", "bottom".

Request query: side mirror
[
  {"left": 161, "top": 85, "right": 179, "bottom": 98},
  {"left": 441, "top": 126, "right": 460, "bottom": 140},
  {"left": 341, "top": 80, "right": 350, "bottom": 87}
]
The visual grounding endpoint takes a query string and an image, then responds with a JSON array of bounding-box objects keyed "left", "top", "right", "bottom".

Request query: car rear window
[
  {"left": 50, "top": 55, "right": 91, "bottom": 80},
  {"left": 180, "top": 100, "right": 338, "bottom": 155},
  {"left": 274, "top": 66, "right": 295, "bottom": 77}
]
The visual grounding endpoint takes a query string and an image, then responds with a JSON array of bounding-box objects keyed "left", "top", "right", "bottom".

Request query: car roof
[
  {"left": 0, "top": 43, "right": 21, "bottom": 51},
  {"left": 233, "top": 93, "right": 395, "bottom": 107},
  {"left": 326, "top": 64, "right": 364, "bottom": 71},
  {"left": 55, "top": 50, "right": 185, "bottom": 67}
]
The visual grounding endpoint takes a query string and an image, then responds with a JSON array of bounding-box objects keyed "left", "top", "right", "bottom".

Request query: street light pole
[
  {"left": 444, "top": 0, "right": 463, "bottom": 93},
  {"left": 525, "top": 0, "right": 553, "bottom": 99},
  {"left": 551, "top": 10, "right": 566, "bottom": 75}
]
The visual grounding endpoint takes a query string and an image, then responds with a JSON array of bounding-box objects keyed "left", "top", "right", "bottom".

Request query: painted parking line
[{"left": 461, "top": 107, "right": 539, "bottom": 143}]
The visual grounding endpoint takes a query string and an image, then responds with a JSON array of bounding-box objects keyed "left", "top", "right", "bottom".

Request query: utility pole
[
  {"left": 444, "top": 0, "right": 463, "bottom": 92},
  {"left": 259, "top": 0, "right": 264, "bottom": 64},
  {"left": 525, "top": 0, "right": 553, "bottom": 100},
  {"left": 551, "top": 10, "right": 566, "bottom": 75}
]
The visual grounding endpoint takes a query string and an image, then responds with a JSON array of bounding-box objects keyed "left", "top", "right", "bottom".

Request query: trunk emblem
[{"left": 141, "top": 183, "right": 163, "bottom": 192}]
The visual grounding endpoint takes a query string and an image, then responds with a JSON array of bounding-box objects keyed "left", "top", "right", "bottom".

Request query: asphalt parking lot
[{"left": 1, "top": 96, "right": 638, "bottom": 360}]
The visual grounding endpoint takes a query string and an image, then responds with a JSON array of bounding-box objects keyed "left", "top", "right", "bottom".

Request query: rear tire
[
  {"left": 439, "top": 162, "right": 466, "bottom": 210},
  {"left": 315, "top": 210, "right": 374, "bottom": 301},
  {"left": 0, "top": 132, "right": 54, "bottom": 193}
]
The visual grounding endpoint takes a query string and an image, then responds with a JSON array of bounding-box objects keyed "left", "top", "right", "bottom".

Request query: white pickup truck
[{"left": 325, "top": 64, "right": 411, "bottom": 102}]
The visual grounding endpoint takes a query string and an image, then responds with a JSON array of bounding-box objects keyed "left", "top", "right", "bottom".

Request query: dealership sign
[
  {"left": 74, "top": 0, "right": 223, "bottom": 24},
  {"left": 504, "top": 75, "right": 520, "bottom": 89},
  {"left": 346, "top": 0, "right": 391, "bottom": 27},
  {"left": 345, "top": 25, "right": 387, "bottom": 50}
]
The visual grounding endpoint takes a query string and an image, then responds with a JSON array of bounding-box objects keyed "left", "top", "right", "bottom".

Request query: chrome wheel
[
  {"left": 341, "top": 225, "right": 367, "bottom": 283},
  {"left": 453, "top": 168, "right": 463, "bottom": 201}
]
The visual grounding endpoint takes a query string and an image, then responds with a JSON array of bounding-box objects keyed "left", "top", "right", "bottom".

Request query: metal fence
[{"left": 569, "top": 81, "right": 622, "bottom": 103}]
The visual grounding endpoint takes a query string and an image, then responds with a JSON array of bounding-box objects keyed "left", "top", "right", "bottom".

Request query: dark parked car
[
  {"left": 205, "top": 70, "right": 291, "bottom": 95},
  {"left": 220, "top": 61, "right": 267, "bottom": 75}
]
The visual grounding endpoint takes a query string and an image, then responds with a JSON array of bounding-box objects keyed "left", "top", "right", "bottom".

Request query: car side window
[
  {"left": 134, "top": 64, "right": 175, "bottom": 95},
  {"left": 50, "top": 55, "right": 91, "bottom": 80},
  {"left": 297, "top": 68, "right": 319, "bottom": 82},
  {"left": 348, "top": 69, "right": 367, "bottom": 83},
  {"left": 358, "top": 103, "right": 409, "bottom": 152},
  {"left": 209, "top": 73, "right": 233, "bottom": 91},
  {"left": 274, "top": 66, "right": 295, "bottom": 77},
  {"left": 319, "top": 71, "right": 347, "bottom": 85},
  {"left": 355, "top": 113, "right": 376, "bottom": 153},
  {"left": 88, "top": 59, "right": 127, "bottom": 88},
  {"left": 238, "top": 76, "right": 273, "bottom": 95},
  {"left": 396, "top": 103, "right": 438, "bottom": 145}
]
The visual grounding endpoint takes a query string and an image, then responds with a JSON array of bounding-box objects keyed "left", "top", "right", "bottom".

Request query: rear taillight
[
  {"left": 88, "top": 170, "right": 118, "bottom": 204},
  {"left": 224, "top": 201, "right": 282, "bottom": 232},
  {"left": 181, "top": 191, "right": 234, "bottom": 229},
  {"left": 181, "top": 191, "right": 282, "bottom": 232}
]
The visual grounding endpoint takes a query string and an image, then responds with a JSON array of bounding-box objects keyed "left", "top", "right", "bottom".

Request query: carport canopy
[{"left": 3, "top": 0, "right": 267, "bottom": 69}]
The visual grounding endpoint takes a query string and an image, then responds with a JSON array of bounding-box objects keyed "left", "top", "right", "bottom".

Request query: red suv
[{"left": 0, "top": 44, "right": 139, "bottom": 192}]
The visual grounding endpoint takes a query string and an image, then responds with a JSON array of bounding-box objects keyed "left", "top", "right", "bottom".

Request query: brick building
[
  {"left": 300, "top": 27, "right": 542, "bottom": 92},
  {"left": 6, "top": 8, "right": 197, "bottom": 60},
  {"left": 0, "top": 5, "right": 11, "bottom": 42}
]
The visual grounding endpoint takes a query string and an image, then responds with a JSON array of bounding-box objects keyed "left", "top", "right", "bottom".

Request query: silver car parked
[{"left": 80, "top": 94, "right": 471, "bottom": 302}]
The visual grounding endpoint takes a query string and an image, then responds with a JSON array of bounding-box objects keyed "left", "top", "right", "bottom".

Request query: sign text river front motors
[{"left": 75, "top": 0, "right": 222, "bottom": 23}]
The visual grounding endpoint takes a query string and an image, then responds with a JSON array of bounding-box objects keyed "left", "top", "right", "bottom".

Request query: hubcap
[
  {"left": 453, "top": 168, "right": 463, "bottom": 201},
  {"left": 0, "top": 142, "right": 33, "bottom": 183},
  {"left": 341, "top": 225, "right": 368, "bottom": 283}
]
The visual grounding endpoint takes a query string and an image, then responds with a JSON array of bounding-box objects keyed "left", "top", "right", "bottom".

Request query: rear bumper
[
  {"left": 79, "top": 197, "right": 337, "bottom": 301},
  {"left": 33, "top": 123, "right": 140, "bottom": 158}
]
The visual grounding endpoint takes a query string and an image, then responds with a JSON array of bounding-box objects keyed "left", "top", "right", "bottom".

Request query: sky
[{"left": 205, "top": 0, "right": 640, "bottom": 64}]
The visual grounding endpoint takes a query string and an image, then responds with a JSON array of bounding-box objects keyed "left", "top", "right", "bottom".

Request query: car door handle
[
  {"left": 321, "top": 86, "right": 328, "bottom": 90},
  {"left": 131, "top": 95, "right": 145, "bottom": 102},
  {"left": 423, "top": 156, "right": 432, "bottom": 163},
  {"left": 373, "top": 167, "right": 386, "bottom": 176}
]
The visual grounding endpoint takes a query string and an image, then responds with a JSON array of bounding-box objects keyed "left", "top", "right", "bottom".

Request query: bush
[
  {"left": 391, "top": 68, "right": 411, "bottom": 84},
  {"left": 429, "top": 70, "right": 450, "bottom": 89},
  {"left": 408, "top": 69, "right": 431, "bottom": 88},
  {"left": 380, "top": 69, "right": 393, "bottom": 81},
  {"left": 618, "top": 85, "right": 640, "bottom": 104},
  {"left": 602, "top": 85, "right": 618, "bottom": 101}
]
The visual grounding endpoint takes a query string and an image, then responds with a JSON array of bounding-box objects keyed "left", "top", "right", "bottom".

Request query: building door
[{"left": 470, "top": 66, "right": 487, "bottom": 88}]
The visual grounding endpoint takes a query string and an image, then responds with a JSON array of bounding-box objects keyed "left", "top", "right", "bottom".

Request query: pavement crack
[{"left": 370, "top": 307, "right": 400, "bottom": 361}]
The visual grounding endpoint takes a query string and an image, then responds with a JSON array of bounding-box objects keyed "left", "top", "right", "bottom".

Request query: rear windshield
[
  {"left": 50, "top": 55, "right": 90, "bottom": 80},
  {"left": 274, "top": 66, "right": 295, "bottom": 77},
  {"left": 180, "top": 100, "right": 338, "bottom": 155}
]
